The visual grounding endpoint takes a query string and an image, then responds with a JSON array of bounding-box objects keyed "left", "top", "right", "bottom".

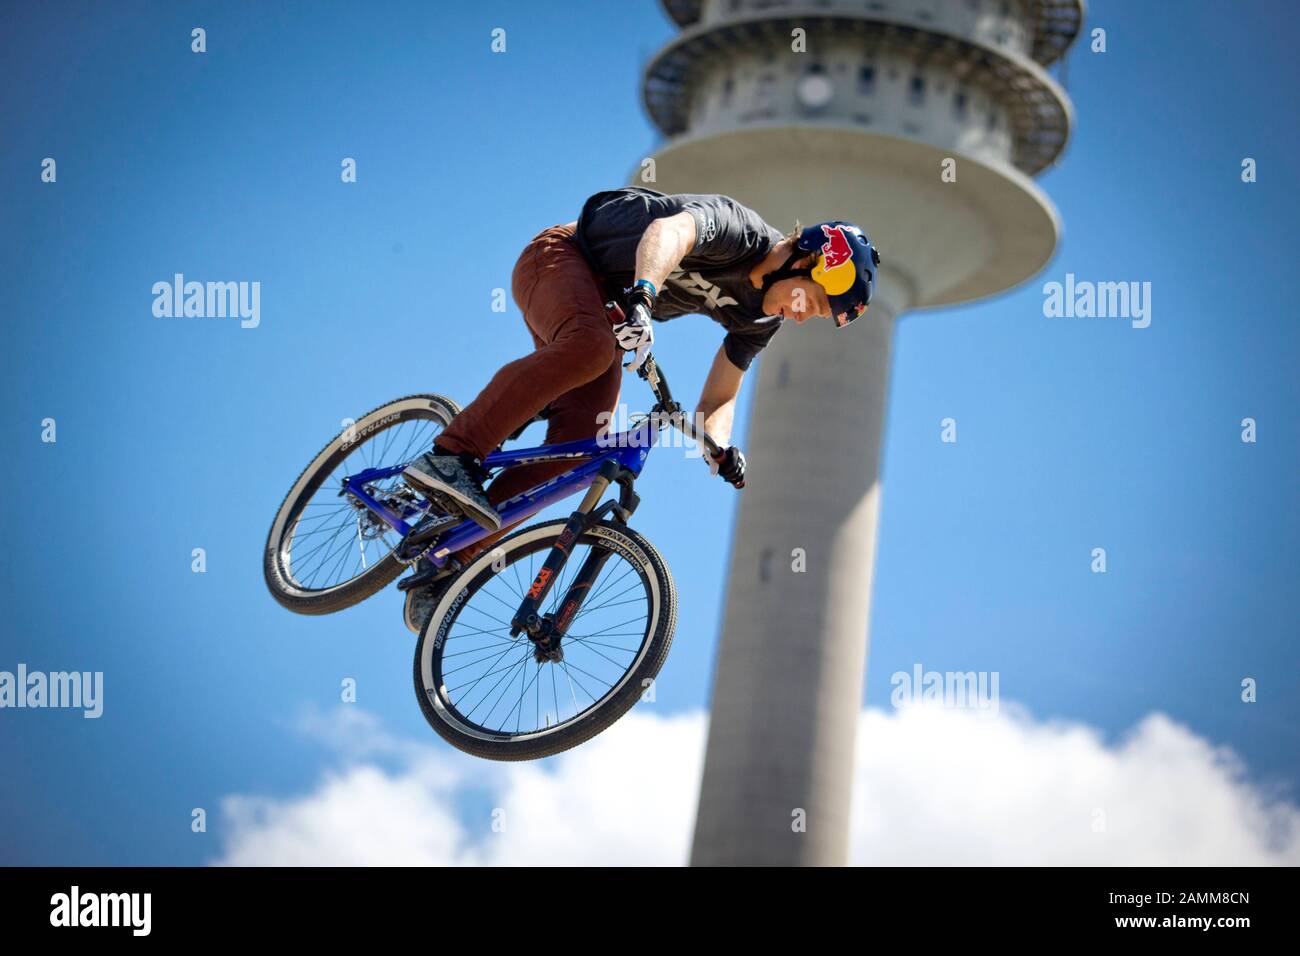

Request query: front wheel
[{"left": 414, "top": 518, "right": 677, "bottom": 761}]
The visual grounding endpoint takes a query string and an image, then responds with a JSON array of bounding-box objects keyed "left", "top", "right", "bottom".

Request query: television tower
[{"left": 637, "top": 0, "right": 1083, "bottom": 865}]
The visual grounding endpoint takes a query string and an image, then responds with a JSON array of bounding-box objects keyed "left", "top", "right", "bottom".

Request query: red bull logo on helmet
[
  {"left": 819, "top": 224, "right": 854, "bottom": 268},
  {"left": 812, "top": 224, "right": 857, "bottom": 296}
]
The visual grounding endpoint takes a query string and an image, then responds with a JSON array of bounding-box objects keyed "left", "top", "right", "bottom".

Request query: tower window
[
  {"left": 909, "top": 75, "right": 925, "bottom": 105},
  {"left": 749, "top": 71, "right": 778, "bottom": 119},
  {"left": 858, "top": 65, "right": 876, "bottom": 94}
]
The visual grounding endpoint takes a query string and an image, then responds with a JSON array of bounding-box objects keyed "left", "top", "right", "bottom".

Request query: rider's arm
[
  {"left": 696, "top": 343, "right": 745, "bottom": 447},
  {"left": 634, "top": 212, "right": 698, "bottom": 291}
]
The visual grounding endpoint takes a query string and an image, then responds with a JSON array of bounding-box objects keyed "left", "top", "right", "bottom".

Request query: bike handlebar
[{"left": 635, "top": 353, "right": 724, "bottom": 460}]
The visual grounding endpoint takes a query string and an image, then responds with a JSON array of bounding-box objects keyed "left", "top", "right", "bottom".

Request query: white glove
[{"left": 613, "top": 302, "right": 654, "bottom": 371}]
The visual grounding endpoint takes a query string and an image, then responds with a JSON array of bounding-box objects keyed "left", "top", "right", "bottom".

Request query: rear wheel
[
  {"left": 414, "top": 518, "right": 677, "bottom": 761},
  {"left": 263, "top": 393, "right": 460, "bottom": 615}
]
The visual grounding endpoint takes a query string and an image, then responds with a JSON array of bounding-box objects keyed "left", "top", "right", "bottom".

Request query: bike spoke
[
  {"left": 279, "top": 414, "right": 447, "bottom": 592},
  {"left": 456, "top": 645, "right": 533, "bottom": 722},
  {"left": 473, "top": 650, "right": 537, "bottom": 728},
  {"left": 429, "top": 534, "right": 655, "bottom": 740}
]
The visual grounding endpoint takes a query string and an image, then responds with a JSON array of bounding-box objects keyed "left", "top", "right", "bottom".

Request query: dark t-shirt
[{"left": 573, "top": 187, "right": 786, "bottom": 370}]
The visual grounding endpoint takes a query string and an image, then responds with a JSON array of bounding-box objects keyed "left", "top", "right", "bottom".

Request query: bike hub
[{"left": 526, "top": 614, "right": 564, "bottom": 664}]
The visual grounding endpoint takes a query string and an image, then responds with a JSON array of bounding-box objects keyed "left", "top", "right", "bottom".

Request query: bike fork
[{"left": 510, "top": 460, "right": 635, "bottom": 663}]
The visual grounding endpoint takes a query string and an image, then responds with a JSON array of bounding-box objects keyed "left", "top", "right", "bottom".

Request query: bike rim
[{"left": 425, "top": 530, "right": 658, "bottom": 743}]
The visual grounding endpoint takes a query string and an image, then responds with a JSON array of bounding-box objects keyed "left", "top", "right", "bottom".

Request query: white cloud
[
  {"left": 212, "top": 703, "right": 1299, "bottom": 866},
  {"left": 216, "top": 705, "right": 703, "bottom": 866},
  {"left": 852, "top": 704, "right": 1298, "bottom": 865},
  {"left": 219, "top": 765, "right": 469, "bottom": 866}
]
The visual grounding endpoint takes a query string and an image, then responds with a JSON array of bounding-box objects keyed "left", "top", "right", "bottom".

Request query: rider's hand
[
  {"left": 708, "top": 446, "right": 746, "bottom": 488},
  {"left": 615, "top": 282, "right": 656, "bottom": 371}
]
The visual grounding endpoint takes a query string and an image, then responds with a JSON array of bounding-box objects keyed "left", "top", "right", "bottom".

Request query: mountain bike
[{"left": 263, "top": 316, "right": 735, "bottom": 760}]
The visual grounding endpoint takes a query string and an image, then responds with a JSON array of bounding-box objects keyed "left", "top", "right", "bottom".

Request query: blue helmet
[{"left": 796, "top": 221, "right": 880, "bottom": 327}]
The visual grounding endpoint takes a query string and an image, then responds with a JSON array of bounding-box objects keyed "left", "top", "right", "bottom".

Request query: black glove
[{"left": 709, "top": 446, "right": 746, "bottom": 488}]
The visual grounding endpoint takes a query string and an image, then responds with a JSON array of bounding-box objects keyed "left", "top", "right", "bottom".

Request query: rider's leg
[
  {"left": 449, "top": 350, "right": 622, "bottom": 567},
  {"left": 433, "top": 311, "right": 616, "bottom": 460},
  {"left": 433, "top": 223, "right": 614, "bottom": 461},
  {"left": 404, "top": 223, "right": 615, "bottom": 529}
]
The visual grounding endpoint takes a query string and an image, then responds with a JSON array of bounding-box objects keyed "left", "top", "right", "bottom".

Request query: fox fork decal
[{"left": 511, "top": 512, "right": 584, "bottom": 635}]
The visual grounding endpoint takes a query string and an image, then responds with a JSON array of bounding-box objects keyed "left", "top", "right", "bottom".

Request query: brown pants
[{"left": 434, "top": 222, "right": 621, "bottom": 563}]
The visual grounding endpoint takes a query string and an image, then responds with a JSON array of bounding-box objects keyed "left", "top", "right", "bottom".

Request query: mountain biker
[{"left": 401, "top": 186, "right": 879, "bottom": 632}]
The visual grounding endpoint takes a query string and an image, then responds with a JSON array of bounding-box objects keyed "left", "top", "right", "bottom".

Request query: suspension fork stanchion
[
  {"left": 510, "top": 460, "right": 619, "bottom": 646},
  {"left": 549, "top": 546, "right": 615, "bottom": 643}
]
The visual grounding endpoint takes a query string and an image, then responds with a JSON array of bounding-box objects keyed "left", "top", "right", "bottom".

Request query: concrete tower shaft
[{"left": 636, "top": 0, "right": 1083, "bottom": 865}]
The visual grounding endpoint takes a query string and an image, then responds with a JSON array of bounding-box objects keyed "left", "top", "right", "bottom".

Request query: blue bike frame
[{"left": 341, "top": 418, "right": 661, "bottom": 567}]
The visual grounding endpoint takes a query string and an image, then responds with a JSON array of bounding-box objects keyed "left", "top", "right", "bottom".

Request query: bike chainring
[{"left": 394, "top": 510, "right": 461, "bottom": 566}]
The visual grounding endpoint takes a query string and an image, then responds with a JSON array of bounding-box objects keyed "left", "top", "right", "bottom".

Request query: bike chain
[{"left": 395, "top": 535, "right": 438, "bottom": 568}]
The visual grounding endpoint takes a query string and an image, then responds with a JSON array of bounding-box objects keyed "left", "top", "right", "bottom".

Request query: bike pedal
[
  {"left": 396, "top": 570, "right": 428, "bottom": 592},
  {"left": 398, "top": 557, "right": 461, "bottom": 592},
  {"left": 396, "top": 511, "right": 461, "bottom": 565},
  {"left": 407, "top": 509, "right": 459, "bottom": 543},
  {"left": 423, "top": 491, "right": 468, "bottom": 522}
]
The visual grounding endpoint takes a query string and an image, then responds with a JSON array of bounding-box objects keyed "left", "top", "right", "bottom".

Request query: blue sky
[{"left": 1, "top": 1, "right": 1295, "bottom": 865}]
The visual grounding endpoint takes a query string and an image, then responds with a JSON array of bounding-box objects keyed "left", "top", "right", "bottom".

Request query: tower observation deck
[{"left": 636, "top": 0, "right": 1084, "bottom": 866}]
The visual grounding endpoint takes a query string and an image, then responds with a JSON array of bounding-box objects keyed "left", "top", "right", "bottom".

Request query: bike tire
[
  {"left": 413, "top": 518, "right": 677, "bottom": 761},
  {"left": 263, "top": 393, "right": 461, "bottom": 615}
]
